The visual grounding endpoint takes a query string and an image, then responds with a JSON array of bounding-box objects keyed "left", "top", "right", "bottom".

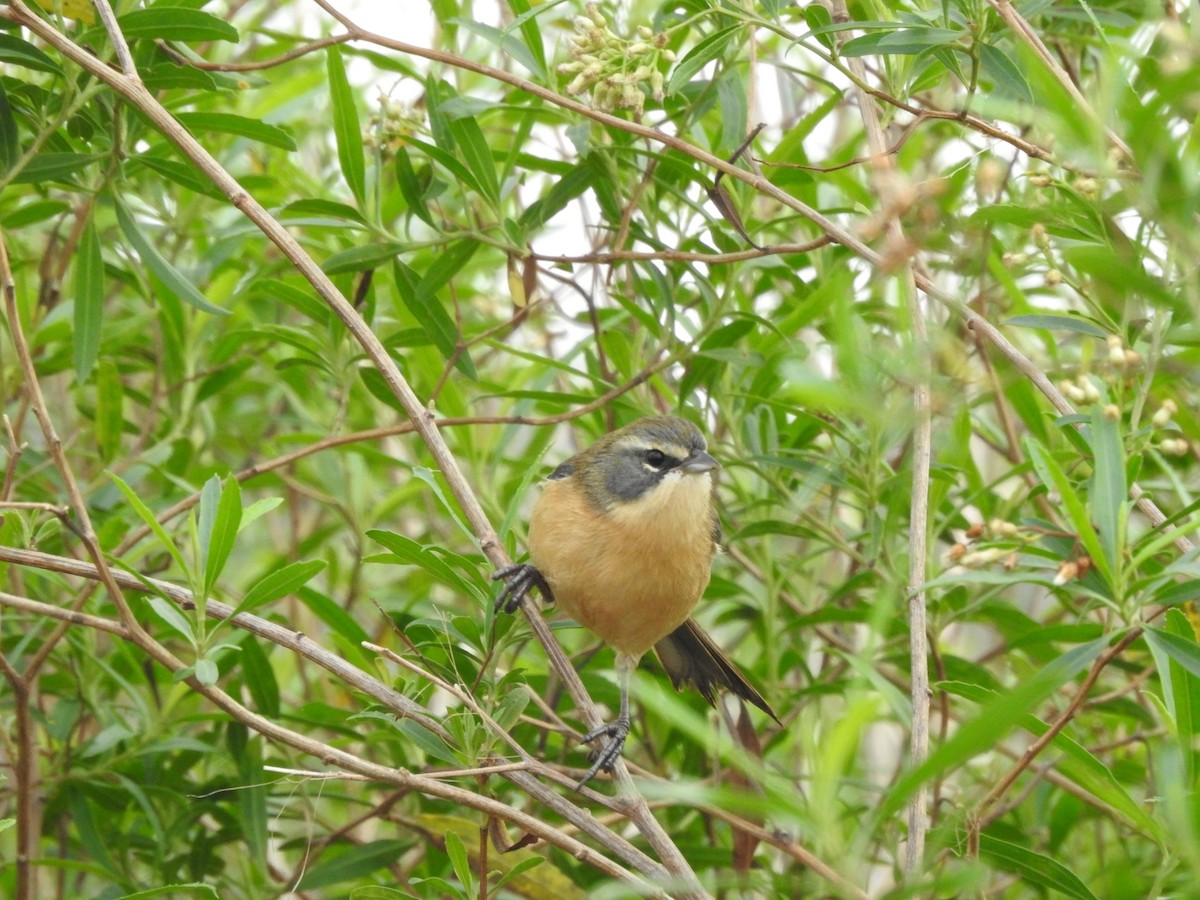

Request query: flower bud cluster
[
  {"left": 1151, "top": 400, "right": 1190, "bottom": 456},
  {"left": 557, "top": 4, "right": 675, "bottom": 115},
  {"left": 1105, "top": 334, "right": 1140, "bottom": 369},
  {"left": 363, "top": 94, "right": 424, "bottom": 159},
  {"left": 1059, "top": 374, "right": 1100, "bottom": 406}
]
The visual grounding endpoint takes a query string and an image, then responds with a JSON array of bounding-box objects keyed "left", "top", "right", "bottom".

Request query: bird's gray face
[{"left": 601, "top": 418, "right": 719, "bottom": 503}]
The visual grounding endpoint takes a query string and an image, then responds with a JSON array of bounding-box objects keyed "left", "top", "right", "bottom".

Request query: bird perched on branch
[{"left": 494, "top": 415, "right": 779, "bottom": 787}]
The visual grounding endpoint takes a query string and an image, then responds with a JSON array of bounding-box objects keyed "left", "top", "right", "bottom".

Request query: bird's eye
[{"left": 645, "top": 449, "right": 667, "bottom": 468}]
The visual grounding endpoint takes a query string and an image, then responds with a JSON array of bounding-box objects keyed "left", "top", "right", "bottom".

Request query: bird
[{"left": 494, "top": 415, "right": 779, "bottom": 787}]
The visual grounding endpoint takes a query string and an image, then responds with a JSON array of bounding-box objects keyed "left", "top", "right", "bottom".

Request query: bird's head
[{"left": 567, "top": 416, "right": 720, "bottom": 513}]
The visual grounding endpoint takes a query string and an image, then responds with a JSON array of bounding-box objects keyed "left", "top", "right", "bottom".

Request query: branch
[
  {"left": 829, "top": 0, "right": 931, "bottom": 873},
  {"left": 0, "top": 586, "right": 657, "bottom": 890}
]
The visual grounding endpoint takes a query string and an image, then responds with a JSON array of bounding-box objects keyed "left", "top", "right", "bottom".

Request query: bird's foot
[
  {"left": 575, "top": 714, "right": 631, "bottom": 789},
  {"left": 491, "top": 563, "right": 552, "bottom": 614}
]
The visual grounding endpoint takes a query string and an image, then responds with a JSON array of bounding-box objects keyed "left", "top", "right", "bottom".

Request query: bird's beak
[{"left": 680, "top": 450, "right": 720, "bottom": 474}]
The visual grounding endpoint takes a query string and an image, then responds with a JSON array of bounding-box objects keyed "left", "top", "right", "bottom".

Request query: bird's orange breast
[{"left": 527, "top": 473, "right": 716, "bottom": 657}]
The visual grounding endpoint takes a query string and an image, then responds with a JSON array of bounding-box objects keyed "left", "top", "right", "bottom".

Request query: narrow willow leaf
[
  {"left": 108, "top": 472, "right": 189, "bottom": 578},
  {"left": 447, "top": 112, "right": 499, "bottom": 208},
  {"left": 118, "top": 8, "right": 239, "bottom": 43},
  {"left": 323, "top": 241, "right": 404, "bottom": 275},
  {"left": 147, "top": 595, "right": 196, "bottom": 644},
  {"left": 114, "top": 200, "right": 228, "bottom": 316},
  {"left": 234, "top": 560, "right": 327, "bottom": 616},
  {"left": 94, "top": 360, "right": 123, "bottom": 462},
  {"left": 668, "top": 25, "right": 740, "bottom": 96},
  {"left": 238, "top": 637, "right": 280, "bottom": 719},
  {"left": 393, "top": 719, "right": 460, "bottom": 766},
  {"left": 327, "top": 46, "right": 365, "bottom": 204},
  {"left": 0, "top": 33, "right": 62, "bottom": 74},
  {"left": 841, "top": 27, "right": 964, "bottom": 57},
  {"left": 1088, "top": 405, "right": 1125, "bottom": 579},
  {"left": 11, "top": 152, "right": 100, "bottom": 184},
  {"left": 0, "top": 83, "right": 17, "bottom": 173},
  {"left": 1026, "top": 437, "right": 1113, "bottom": 590},
  {"left": 1146, "top": 625, "right": 1200, "bottom": 683},
  {"left": 366, "top": 530, "right": 475, "bottom": 596},
  {"left": 444, "top": 832, "right": 473, "bottom": 892},
  {"left": 978, "top": 43, "right": 1033, "bottom": 103},
  {"left": 979, "top": 834, "right": 1099, "bottom": 900},
  {"left": 520, "top": 158, "right": 595, "bottom": 229},
  {"left": 392, "top": 259, "right": 472, "bottom": 376},
  {"left": 292, "top": 840, "right": 407, "bottom": 891},
  {"left": 1006, "top": 314, "right": 1109, "bottom": 337},
  {"left": 201, "top": 476, "right": 242, "bottom": 597},
  {"left": 174, "top": 112, "right": 297, "bottom": 151},
  {"left": 73, "top": 220, "right": 104, "bottom": 380},
  {"left": 881, "top": 634, "right": 1113, "bottom": 818}
]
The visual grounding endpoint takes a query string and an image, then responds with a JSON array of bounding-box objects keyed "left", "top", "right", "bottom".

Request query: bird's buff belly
[{"left": 532, "top": 537, "right": 711, "bottom": 657}]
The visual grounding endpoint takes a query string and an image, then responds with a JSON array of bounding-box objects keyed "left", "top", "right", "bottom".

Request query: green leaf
[
  {"left": 109, "top": 472, "right": 190, "bottom": 579},
  {"left": 446, "top": 109, "right": 499, "bottom": 208},
  {"left": 444, "top": 831, "right": 473, "bottom": 893},
  {"left": 668, "top": 25, "right": 740, "bottom": 96},
  {"left": 979, "top": 834, "right": 1099, "bottom": 900},
  {"left": 297, "top": 587, "right": 369, "bottom": 646},
  {"left": 323, "top": 241, "right": 404, "bottom": 275},
  {"left": 0, "top": 33, "right": 62, "bottom": 74},
  {"left": 395, "top": 148, "right": 434, "bottom": 226},
  {"left": 2, "top": 200, "right": 70, "bottom": 228},
  {"left": 841, "top": 27, "right": 964, "bottom": 57},
  {"left": 279, "top": 198, "right": 366, "bottom": 224},
  {"left": 1088, "top": 405, "right": 1125, "bottom": 580},
  {"left": 392, "top": 258, "right": 476, "bottom": 378},
  {"left": 174, "top": 112, "right": 297, "bottom": 151},
  {"left": 505, "top": 0, "right": 549, "bottom": 78},
  {"left": 520, "top": 157, "right": 595, "bottom": 230},
  {"left": 114, "top": 199, "right": 228, "bottom": 316},
  {"left": 73, "top": 221, "right": 104, "bottom": 381},
  {"left": 10, "top": 152, "right": 100, "bottom": 184},
  {"left": 453, "top": 18, "right": 544, "bottom": 78},
  {"left": 234, "top": 560, "right": 327, "bottom": 616},
  {"left": 94, "top": 360, "right": 123, "bottom": 462},
  {"left": 238, "top": 637, "right": 280, "bottom": 719},
  {"left": 327, "top": 46, "right": 365, "bottom": 204},
  {"left": 147, "top": 595, "right": 196, "bottom": 644},
  {"left": 199, "top": 475, "right": 242, "bottom": 597},
  {"left": 250, "top": 278, "right": 330, "bottom": 324},
  {"left": 1005, "top": 314, "right": 1109, "bottom": 338},
  {"left": 978, "top": 43, "right": 1033, "bottom": 104},
  {"left": 118, "top": 8, "right": 240, "bottom": 43},
  {"left": 293, "top": 840, "right": 406, "bottom": 891},
  {"left": 404, "top": 135, "right": 484, "bottom": 197},
  {"left": 393, "top": 719, "right": 461, "bottom": 766},
  {"left": 1026, "top": 436, "right": 1114, "bottom": 591},
  {"left": 881, "top": 634, "right": 1113, "bottom": 818},
  {"left": 131, "top": 155, "right": 227, "bottom": 201},
  {"left": 366, "top": 530, "right": 476, "bottom": 596},
  {"left": 492, "top": 684, "right": 530, "bottom": 732},
  {"left": 1146, "top": 626, "right": 1200, "bottom": 683},
  {"left": 108, "top": 883, "right": 220, "bottom": 899},
  {"left": 0, "top": 83, "right": 17, "bottom": 174},
  {"left": 194, "top": 656, "right": 219, "bottom": 686}
]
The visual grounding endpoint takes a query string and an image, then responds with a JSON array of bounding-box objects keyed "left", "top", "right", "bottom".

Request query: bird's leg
[
  {"left": 575, "top": 654, "right": 634, "bottom": 789},
  {"left": 491, "top": 563, "right": 554, "bottom": 614}
]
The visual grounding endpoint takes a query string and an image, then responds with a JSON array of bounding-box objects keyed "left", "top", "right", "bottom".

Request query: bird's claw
[
  {"left": 575, "top": 715, "right": 631, "bottom": 789},
  {"left": 492, "top": 563, "right": 552, "bottom": 614}
]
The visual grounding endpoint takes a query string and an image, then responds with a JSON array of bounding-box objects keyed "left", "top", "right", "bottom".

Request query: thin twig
[
  {"left": 829, "top": 0, "right": 931, "bottom": 873},
  {"left": 0, "top": 587, "right": 654, "bottom": 889}
]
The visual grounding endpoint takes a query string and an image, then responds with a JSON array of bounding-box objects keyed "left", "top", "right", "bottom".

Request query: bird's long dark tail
[{"left": 653, "top": 619, "right": 781, "bottom": 724}]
